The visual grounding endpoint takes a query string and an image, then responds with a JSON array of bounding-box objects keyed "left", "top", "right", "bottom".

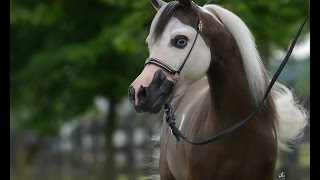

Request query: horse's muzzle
[{"left": 128, "top": 69, "right": 174, "bottom": 114}]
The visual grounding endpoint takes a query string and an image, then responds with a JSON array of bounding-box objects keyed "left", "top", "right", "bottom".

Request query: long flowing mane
[
  {"left": 201, "top": 4, "right": 308, "bottom": 151},
  {"left": 202, "top": 4, "right": 266, "bottom": 104}
]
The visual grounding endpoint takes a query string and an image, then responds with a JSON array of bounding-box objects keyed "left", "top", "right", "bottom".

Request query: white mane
[
  {"left": 201, "top": 4, "right": 308, "bottom": 152},
  {"left": 201, "top": 5, "right": 266, "bottom": 104}
]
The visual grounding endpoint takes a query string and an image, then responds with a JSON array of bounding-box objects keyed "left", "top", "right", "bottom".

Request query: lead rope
[{"left": 164, "top": 13, "right": 310, "bottom": 145}]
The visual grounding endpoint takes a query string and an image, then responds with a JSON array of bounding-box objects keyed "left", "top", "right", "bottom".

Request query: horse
[{"left": 128, "top": 0, "right": 308, "bottom": 179}]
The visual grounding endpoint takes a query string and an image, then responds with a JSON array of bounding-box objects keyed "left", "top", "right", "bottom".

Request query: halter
[{"left": 145, "top": 4, "right": 309, "bottom": 145}]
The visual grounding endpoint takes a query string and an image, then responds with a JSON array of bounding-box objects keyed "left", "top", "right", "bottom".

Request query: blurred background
[{"left": 10, "top": 0, "right": 310, "bottom": 179}]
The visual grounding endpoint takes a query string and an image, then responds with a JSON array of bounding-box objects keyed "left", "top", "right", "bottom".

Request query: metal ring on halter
[
  {"left": 171, "top": 72, "right": 181, "bottom": 81},
  {"left": 145, "top": 57, "right": 182, "bottom": 82},
  {"left": 144, "top": 57, "right": 181, "bottom": 81}
]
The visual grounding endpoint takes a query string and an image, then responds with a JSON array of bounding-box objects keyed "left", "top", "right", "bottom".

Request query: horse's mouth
[
  {"left": 133, "top": 91, "right": 172, "bottom": 114},
  {"left": 133, "top": 95, "right": 165, "bottom": 114}
]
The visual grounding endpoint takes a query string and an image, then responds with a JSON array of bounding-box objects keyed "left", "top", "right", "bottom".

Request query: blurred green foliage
[{"left": 10, "top": 0, "right": 309, "bottom": 135}]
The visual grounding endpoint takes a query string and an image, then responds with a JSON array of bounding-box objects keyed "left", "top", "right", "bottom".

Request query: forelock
[{"left": 150, "top": 1, "right": 180, "bottom": 42}]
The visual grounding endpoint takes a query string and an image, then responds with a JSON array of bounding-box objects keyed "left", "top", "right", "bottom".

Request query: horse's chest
[
  {"left": 160, "top": 86, "right": 213, "bottom": 179},
  {"left": 161, "top": 114, "right": 276, "bottom": 180},
  {"left": 161, "top": 111, "right": 214, "bottom": 179}
]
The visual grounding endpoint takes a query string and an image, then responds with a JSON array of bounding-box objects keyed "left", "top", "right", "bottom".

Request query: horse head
[{"left": 128, "top": 0, "right": 222, "bottom": 114}]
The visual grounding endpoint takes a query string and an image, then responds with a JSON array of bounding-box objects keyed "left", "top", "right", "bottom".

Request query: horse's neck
[
  {"left": 206, "top": 44, "right": 255, "bottom": 129},
  {"left": 170, "top": 51, "right": 254, "bottom": 122}
]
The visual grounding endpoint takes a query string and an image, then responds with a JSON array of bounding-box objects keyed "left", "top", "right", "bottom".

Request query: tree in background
[
  {"left": 11, "top": 0, "right": 153, "bottom": 178},
  {"left": 10, "top": 0, "right": 309, "bottom": 179}
]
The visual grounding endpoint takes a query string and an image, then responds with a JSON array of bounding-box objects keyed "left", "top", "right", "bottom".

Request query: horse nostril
[
  {"left": 138, "top": 85, "right": 148, "bottom": 104},
  {"left": 128, "top": 86, "right": 135, "bottom": 104}
]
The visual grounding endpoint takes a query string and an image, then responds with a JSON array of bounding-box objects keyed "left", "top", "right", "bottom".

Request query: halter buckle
[
  {"left": 172, "top": 72, "right": 181, "bottom": 81},
  {"left": 198, "top": 21, "right": 203, "bottom": 32}
]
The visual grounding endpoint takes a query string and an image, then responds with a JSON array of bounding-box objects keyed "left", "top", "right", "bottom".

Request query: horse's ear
[
  {"left": 178, "top": 0, "right": 191, "bottom": 10},
  {"left": 150, "top": 0, "right": 166, "bottom": 11}
]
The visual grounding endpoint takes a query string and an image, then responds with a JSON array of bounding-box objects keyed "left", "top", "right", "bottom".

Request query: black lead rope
[{"left": 165, "top": 13, "right": 310, "bottom": 145}]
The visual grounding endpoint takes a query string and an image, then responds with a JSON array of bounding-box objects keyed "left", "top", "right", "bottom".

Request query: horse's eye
[{"left": 171, "top": 35, "right": 188, "bottom": 49}]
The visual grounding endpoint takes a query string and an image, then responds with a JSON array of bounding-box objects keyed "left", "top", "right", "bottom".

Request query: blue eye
[{"left": 171, "top": 35, "right": 188, "bottom": 49}]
